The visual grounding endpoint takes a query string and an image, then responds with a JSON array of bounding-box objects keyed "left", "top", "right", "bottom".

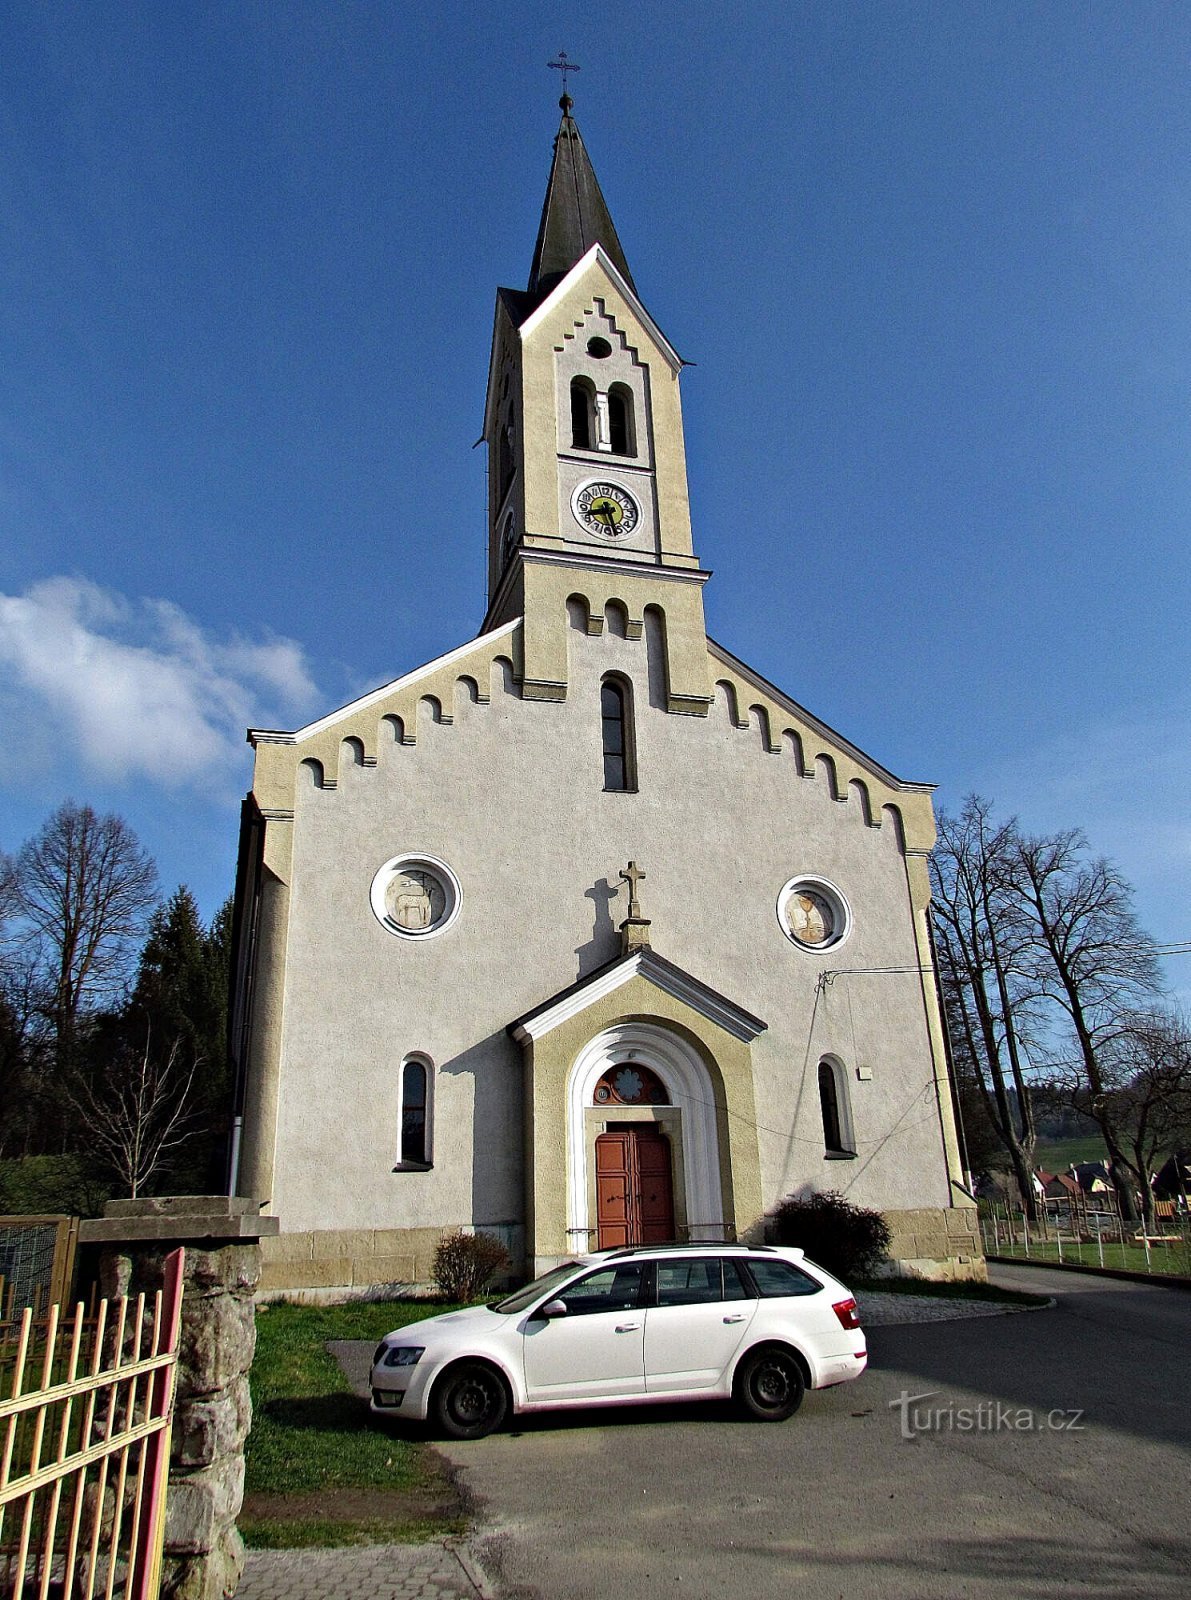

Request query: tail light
[{"left": 833, "top": 1297, "right": 861, "bottom": 1331}]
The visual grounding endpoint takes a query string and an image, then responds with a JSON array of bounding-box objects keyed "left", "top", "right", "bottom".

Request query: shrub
[
  {"left": 432, "top": 1229, "right": 511, "bottom": 1301},
  {"left": 768, "top": 1190, "right": 891, "bottom": 1281}
]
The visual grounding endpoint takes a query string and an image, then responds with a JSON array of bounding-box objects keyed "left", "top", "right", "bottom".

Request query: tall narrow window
[
  {"left": 608, "top": 384, "right": 635, "bottom": 456},
  {"left": 571, "top": 379, "right": 594, "bottom": 449},
  {"left": 399, "top": 1057, "right": 430, "bottom": 1167},
  {"left": 497, "top": 420, "right": 514, "bottom": 503},
  {"left": 601, "top": 675, "right": 636, "bottom": 791},
  {"left": 818, "top": 1058, "right": 855, "bottom": 1157}
]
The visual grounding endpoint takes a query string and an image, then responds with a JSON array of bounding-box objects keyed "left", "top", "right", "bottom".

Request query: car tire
[
  {"left": 431, "top": 1361, "right": 509, "bottom": 1440},
  {"left": 735, "top": 1347, "right": 805, "bottom": 1422}
]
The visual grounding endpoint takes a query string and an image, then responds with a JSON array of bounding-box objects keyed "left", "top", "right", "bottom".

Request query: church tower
[{"left": 481, "top": 94, "right": 713, "bottom": 714}]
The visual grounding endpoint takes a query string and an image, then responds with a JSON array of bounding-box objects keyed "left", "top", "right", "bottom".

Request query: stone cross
[{"left": 620, "top": 860, "right": 646, "bottom": 921}]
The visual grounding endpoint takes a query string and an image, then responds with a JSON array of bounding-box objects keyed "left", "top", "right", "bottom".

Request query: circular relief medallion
[
  {"left": 777, "top": 877, "right": 851, "bottom": 952},
  {"left": 571, "top": 479, "right": 640, "bottom": 540},
  {"left": 370, "top": 854, "right": 461, "bottom": 940}
]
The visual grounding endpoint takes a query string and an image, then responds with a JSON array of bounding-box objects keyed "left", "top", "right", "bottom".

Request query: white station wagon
[{"left": 370, "top": 1243, "right": 867, "bottom": 1438}]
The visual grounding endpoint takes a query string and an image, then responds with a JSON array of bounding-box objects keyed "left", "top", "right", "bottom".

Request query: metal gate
[{"left": 1, "top": 1247, "right": 183, "bottom": 1600}]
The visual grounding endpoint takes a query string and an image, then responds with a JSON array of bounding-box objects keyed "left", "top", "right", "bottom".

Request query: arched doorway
[
  {"left": 591, "top": 1063, "right": 675, "bottom": 1247},
  {"left": 566, "top": 1022, "right": 727, "bottom": 1253}
]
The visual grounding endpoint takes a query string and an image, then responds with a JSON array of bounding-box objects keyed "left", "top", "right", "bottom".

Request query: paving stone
[{"left": 236, "top": 1542, "right": 484, "bottom": 1600}]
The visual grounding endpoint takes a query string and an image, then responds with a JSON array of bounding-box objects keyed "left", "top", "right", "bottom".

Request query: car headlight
[{"left": 382, "top": 1345, "right": 425, "bottom": 1368}]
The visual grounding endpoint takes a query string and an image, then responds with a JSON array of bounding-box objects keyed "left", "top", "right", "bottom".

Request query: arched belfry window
[
  {"left": 818, "top": 1058, "right": 855, "bottom": 1158},
  {"left": 571, "top": 378, "right": 596, "bottom": 450},
  {"left": 397, "top": 1055, "right": 432, "bottom": 1168},
  {"left": 601, "top": 674, "right": 636, "bottom": 792},
  {"left": 608, "top": 384, "right": 635, "bottom": 456}
]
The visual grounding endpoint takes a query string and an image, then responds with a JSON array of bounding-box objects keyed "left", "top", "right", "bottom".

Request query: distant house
[
  {"left": 1071, "top": 1162, "right": 1114, "bottom": 1196},
  {"left": 1153, "top": 1152, "right": 1190, "bottom": 1202}
]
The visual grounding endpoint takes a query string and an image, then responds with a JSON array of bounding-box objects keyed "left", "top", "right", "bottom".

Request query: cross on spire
[{"left": 548, "top": 50, "right": 580, "bottom": 112}]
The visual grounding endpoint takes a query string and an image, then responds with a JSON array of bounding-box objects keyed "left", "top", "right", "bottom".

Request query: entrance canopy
[{"left": 509, "top": 949, "right": 767, "bottom": 1271}]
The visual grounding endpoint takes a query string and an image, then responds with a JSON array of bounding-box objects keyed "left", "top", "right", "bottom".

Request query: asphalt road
[{"left": 429, "top": 1267, "right": 1191, "bottom": 1600}]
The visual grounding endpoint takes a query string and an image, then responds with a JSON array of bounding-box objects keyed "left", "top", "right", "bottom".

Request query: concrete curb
[
  {"left": 447, "top": 1538, "right": 500, "bottom": 1599},
  {"left": 986, "top": 1253, "right": 1191, "bottom": 1290}
]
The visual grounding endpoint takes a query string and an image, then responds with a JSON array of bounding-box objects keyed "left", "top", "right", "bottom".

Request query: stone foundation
[
  {"left": 258, "top": 1226, "right": 453, "bottom": 1299},
  {"left": 257, "top": 1209, "right": 984, "bottom": 1297},
  {"left": 880, "top": 1205, "right": 986, "bottom": 1282}
]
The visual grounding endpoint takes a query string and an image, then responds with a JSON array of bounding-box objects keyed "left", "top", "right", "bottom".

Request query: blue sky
[{"left": 1, "top": 4, "right": 1187, "bottom": 994}]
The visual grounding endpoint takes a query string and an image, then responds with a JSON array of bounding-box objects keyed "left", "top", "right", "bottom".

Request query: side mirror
[{"left": 540, "top": 1298, "right": 568, "bottom": 1319}]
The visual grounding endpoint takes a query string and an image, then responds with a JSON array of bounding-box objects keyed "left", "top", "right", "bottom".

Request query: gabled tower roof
[{"left": 527, "top": 96, "right": 636, "bottom": 298}]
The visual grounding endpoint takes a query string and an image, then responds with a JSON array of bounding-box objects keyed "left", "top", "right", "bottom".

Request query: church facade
[{"left": 229, "top": 100, "right": 982, "bottom": 1295}]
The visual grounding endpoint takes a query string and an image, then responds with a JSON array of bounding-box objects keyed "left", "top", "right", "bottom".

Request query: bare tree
[
  {"left": 1010, "top": 829, "right": 1163, "bottom": 1224},
  {"left": 930, "top": 797, "right": 1041, "bottom": 1216},
  {"left": 14, "top": 802, "right": 158, "bottom": 1070},
  {"left": 68, "top": 1036, "right": 200, "bottom": 1198}
]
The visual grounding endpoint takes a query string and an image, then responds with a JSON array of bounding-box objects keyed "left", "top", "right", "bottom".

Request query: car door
[
  {"left": 644, "top": 1256, "right": 757, "bottom": 1393},
  {"left": 521, "top": 1262, "right": 647, "bottom": 1401}
]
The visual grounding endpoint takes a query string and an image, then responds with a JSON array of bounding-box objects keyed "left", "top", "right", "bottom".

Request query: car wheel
[
  {"left": 735, "top": 1347, "right": 805, "bottom": 1422},
  {"left": 432, "top": 1361, "right": 509, "bottom": 1440}
]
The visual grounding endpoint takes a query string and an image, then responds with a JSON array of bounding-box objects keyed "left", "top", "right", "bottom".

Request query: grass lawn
[
  {"left": 986, "top": 1239, "right": 1191, "bottom": 1277},
  {"left": 242, "top": 1297, "right": 468, "bottom": 1549},
  {"left": 856, "top": 1278, "right": 1049, "bottom": 1306},
  {"left": 1034, "top": 1136, "right": 1109, "bottom": 1170}
]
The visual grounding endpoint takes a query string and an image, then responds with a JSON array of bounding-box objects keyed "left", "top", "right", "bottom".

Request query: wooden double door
[{"left": 595, "top": 1125, "right": 675, "bottom": 1249}]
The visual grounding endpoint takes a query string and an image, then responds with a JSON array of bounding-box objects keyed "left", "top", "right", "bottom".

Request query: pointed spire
[{"left": 528, "top": 97, "right": 636, "bottom": 299}]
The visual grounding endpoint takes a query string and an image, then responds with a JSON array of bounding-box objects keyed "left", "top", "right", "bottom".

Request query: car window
[
  {"left": 555, "top": 1263, "right": 644, "bottom": 1315},
  {"left": 745, "top": 1259, "right": 822, "bottom": 1298},
  {"left": 655, "top": 1258, "right": 725, "bottom": 1306},
  {"left": 721, "top": 1258, "right": 752, "bottom": 1300},
  {"left": 493, "top": 1262, "right": 584, "bottom": 1314}
]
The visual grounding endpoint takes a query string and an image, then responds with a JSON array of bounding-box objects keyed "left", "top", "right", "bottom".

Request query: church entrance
[{"left": 594, "top": 1126, "right": 675, "bottom": 1248}]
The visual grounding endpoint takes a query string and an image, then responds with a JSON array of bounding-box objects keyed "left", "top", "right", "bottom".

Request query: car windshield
[{"left": 490, "top": 1262, "right": 583, "bottom": 1315}]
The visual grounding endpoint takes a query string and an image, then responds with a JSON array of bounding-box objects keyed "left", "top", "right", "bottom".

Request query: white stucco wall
[{"left": 264, "top": 609, "right": 952, "bottom": 1240}]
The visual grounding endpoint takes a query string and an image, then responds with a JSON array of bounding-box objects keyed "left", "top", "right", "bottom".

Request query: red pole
[{"left": 129, "top": 1247, "right": 185, "bottom": 1600}]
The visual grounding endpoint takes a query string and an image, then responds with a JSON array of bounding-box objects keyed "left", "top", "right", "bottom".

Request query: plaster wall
[{"left": 261, "top": 611, "right": 953, "bottom": 1247}]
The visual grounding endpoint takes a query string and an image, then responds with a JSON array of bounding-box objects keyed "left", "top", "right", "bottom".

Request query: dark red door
[{"left": 595, "top": 1127, "right": 675, "bottom": 1249}]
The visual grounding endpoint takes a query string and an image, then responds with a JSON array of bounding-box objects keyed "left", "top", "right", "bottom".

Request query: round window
[
  {"left": 586, "top": 336, "right": 612, "bottom": 359},
  {"left": 370, "top": 854, "right": 461, "bottom": 940},
  {"left": 777, "top": 877, "right": 851, "bottom": 952}
]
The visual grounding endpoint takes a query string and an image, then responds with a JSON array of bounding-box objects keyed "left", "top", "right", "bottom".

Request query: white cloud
[{"left": 0, "top": 576, "right": 319, "bottom": 789}]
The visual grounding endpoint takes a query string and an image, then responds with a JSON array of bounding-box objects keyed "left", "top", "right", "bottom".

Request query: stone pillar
[{"left": 79, "top": 1196, "right": 279, "bottom": 1600}]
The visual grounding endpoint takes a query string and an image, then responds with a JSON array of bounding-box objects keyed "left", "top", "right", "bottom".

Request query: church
[{"left": 228, "top": 92, "right": 982, "bottom": 1295}]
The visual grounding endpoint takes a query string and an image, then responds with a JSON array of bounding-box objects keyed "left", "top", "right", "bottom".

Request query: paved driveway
[{"left": 434, "top": 1268, "right": 1190, "bottom": 1600}]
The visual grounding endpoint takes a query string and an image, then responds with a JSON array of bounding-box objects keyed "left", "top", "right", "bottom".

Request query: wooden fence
[{"left": 0, "top": 1248, "right": 183, "bottom": 1600}]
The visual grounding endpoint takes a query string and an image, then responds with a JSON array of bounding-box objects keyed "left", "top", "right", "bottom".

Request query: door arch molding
[{"left": 567, "top": 1021, "right": 726, "bottom": 1249}]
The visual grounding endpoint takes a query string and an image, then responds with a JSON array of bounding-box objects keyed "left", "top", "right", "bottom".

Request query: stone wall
[{"left": 82, "top": 1197, "right": 277, "bottom": 1600}]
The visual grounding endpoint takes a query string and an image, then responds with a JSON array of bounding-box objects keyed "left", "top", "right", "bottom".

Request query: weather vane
[{"left": 548, "top": 50, "right": 580, "bottom": 110}]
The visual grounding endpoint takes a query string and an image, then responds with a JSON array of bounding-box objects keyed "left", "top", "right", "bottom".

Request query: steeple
[{"left": 527, "top": 97, "right": 636, "bottom": 299}]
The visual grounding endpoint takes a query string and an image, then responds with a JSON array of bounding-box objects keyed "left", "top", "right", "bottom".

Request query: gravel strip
[{"left": 856, "top": 1289, "right": 1035, "bottom": 1325}]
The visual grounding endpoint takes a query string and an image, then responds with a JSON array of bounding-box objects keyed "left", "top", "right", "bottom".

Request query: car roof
[{"left": 580, "top": 1243, "right": 807, "bottom": 1264}]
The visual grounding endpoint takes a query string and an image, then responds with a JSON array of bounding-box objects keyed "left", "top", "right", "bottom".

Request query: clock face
[
  {"left": 788, "top": 890, "right": 835, "bottom": 947},
  {"left": 501, "top": 514, "right": 517, "bottom": 562},
  {"left": 385, "top": 868, "right": 447, "bottom": 932},
  {"left": 572, "top": 480, "right": 640, "bottom": 539}
]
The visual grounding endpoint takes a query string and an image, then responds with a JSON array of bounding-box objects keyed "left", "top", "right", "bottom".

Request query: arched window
[
  {"left": 818, "top": 1058, "right": 855, "bottom": 1158},
  {"left": 497, "top": 420, "right": 514, "bottom": 503},
  {"left": 397, "top": 1056, "right": 432, "bottom": 1168},
  {"left": 593, "top": 1063, "right": 669, "bottom": 1105},
  {"left": 571, "top": 378, "right": 595, "bottom": 450},
  {"left": 601, "top": 675, "right": 636, "bottom": 792},
  {"left": 608, "top": 384, "right": 635, "bottom": 456}
]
